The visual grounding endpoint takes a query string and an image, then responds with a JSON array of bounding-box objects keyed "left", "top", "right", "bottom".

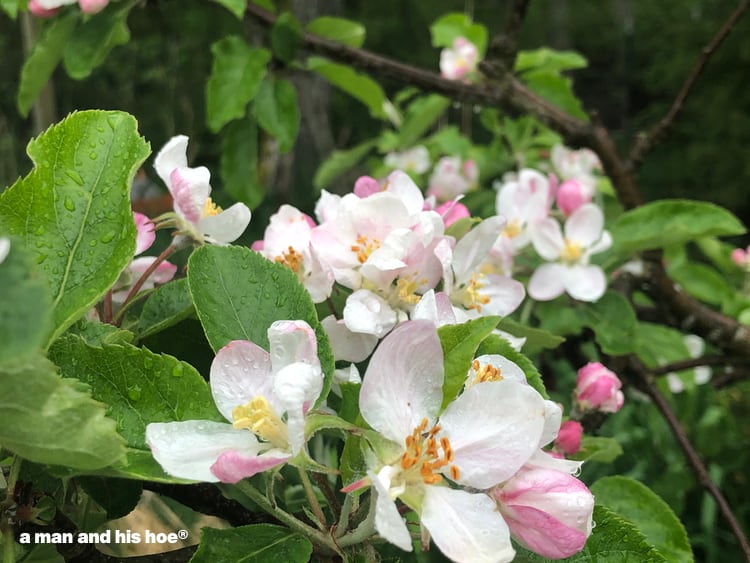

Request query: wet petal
[
  {"left": 154, "top": 135, "right": 188, "bottom": 187},
  {"left": 565, "top": 203, "right": 603, "bottom": 247},
  {"left": 210, "top": 340, "right": 273, "bottom": 421},
  {"left": 211, "top": 450, "right": 289, "bottom": 483},
  {"left": 200, "top": 202, "right": 252, "bottom": 244}
]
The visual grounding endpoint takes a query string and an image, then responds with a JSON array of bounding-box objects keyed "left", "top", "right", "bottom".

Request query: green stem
[
  {"left": 1, "top": 457, "right": 21, "bottom": 563},
  {"left": 338, "top": 493, "right": 377, "bottom": 548},
  {"left": 234, "top": 481, "right": 340, "bottom": 556},
  {"left": 2, "top": 528, "right": 14, "bottom": 563},
  {"left": 297, "top": 468, "right": 327, "bottom": 529}
]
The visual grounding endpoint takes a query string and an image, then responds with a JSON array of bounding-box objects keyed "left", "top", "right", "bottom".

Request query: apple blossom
[
  {"left": 556, "top": 179, "right": 594, "bottom": 216},
  {"left": 427, "top": 156, "right": 478, "bottom": 201},
  {"left": 732, "top": 245, "right": 750, "bottom": 268},
  {"left": 153, "top": 135, "right": 251, "bottom": 245},
  {"left": 146, "top": 320, "right": 323, "bottom": 483},
  {"left": 357, "top": 321, "right": 556, "bottom": 562},
  {"left": 440, "top": 37, "right": 479, "bottom": 80},
  {"left": 433, "top": 198, "right": 470, "bottom": 227},
  {"left": 528, "top": 203, "right": 612, "bottom": 302},
  {"left": 384, "top": 146, "right": 431, "bottom": 174},
  {"left": 494, "top": 169, "right": 553, "bottom": 252},
  {"left": 492, "top": 464, "right": 594, "bottom": 559},
  {"left": 555, "top": 420, "right": 583, "bottom": 456},
  {"left": 551, "top": 144, "right": 601, "bottom": 184},
  {"left": 575, "top": 362, "right": 624, "bottom": 413}
]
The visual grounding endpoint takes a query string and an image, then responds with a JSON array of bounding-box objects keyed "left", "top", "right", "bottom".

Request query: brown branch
[
  {"left": 482, "top": 0, "right": 532, "bottom": 76},
  {"left": 628, "top": 357, "right": 750, "bottom": 561},
  {"left": 648, "top": 355, "right": 750, "bottom": 377},
  {"left": 712, "top": 367, "right": 750, "bottom": 389},
  {"left": 628, "top": 0, "right": 749, "bottom": 167}
]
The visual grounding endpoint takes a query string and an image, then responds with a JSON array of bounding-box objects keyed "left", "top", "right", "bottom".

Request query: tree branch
[
  {"left": 481, "top": 0, "right": 532, "bottom": 76},
  {"left": 628, "top": 0, "right": 749, "bottom": 167},
  {"left": 647, "top": 355, "right": 750, "bottom": 377}
]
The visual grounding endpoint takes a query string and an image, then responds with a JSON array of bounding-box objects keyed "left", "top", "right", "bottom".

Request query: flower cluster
[{"left": 440, "top": 37, "right": 479, "bottom": 81}]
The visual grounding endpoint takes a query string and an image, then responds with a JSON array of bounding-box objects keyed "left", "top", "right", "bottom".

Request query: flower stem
[
  {"left": 113, "top": 243, "right": 179, "bottom": 326},
  {"left": 335, "top": 492, "right": 355, "bottom": 538},
  {"left": 1, "top": 457, "right": 21, "bottom": 563},
  {"left": 234, "top": 481, "right": 340, "bottom": 556},
  {"left": 297, "top": 468, "right": 327, "bottom": 529}
]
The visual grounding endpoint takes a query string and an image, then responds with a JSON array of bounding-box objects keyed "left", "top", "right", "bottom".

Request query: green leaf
[
  {"left": 62, "top": 2, "right": 132, "bottom": 80},
  {"left": 191, "top": 524, "right": 312, "bottom": 563},
  {"left": 187, "top": 245, "right": 334, "bottom": 401},
  {"left": 67, "top": 319, "right": 134, "bottom": 347},
  {"left": 0, "top": 354, "right": 125, "bottom": 470},
  {"left": 306, "top": 16, "right": 366, "bottom": 47},
  {"left": 515, "top": 505, "right": 667, "bottom": 562},
  {"left": 515, "top": 48, "right": 588, "bottom": 74},
  {"left": 307, "top": 56, "right": 387, "bottom": 119},
  {"left": 220, "top": 114, "right": 264, "bottom": 208},
  {"left": 570, "top": 436, "right": 623, "bottom": 463},
  {"left": 206, "top": 37, "right": 271, "bottom": 132},
  {"left": 212, "top": 0, "right": 248, "bottom": 18},
  {"left": 667, "top": 261, "right": 734, "bottom": 306},
  {"left": 496, "top": 317, "right": 564, "bottom": 352},
  {"left": 438, "top": 316, "right": 500, "bottom": 407},
  {"left": 77, "top": 476, "right": 142, "bottom": 520},
  {"left": 610, "top": 200, "right": 746, "bottom": 254},
  {"left": 313, "top": 139, "right": 376, "bottom": 191},
  {"left": 397, "top": 94, "right": 451, "bottom": 149},
  {"left": 1, "top": 0, "right": 20, "bottom": 19},
  {"left": 253, "top": 77, "right": 300, "bottom": 153},
  {"left": 476, "top": 334, "right": 548, "bottom": 398},
  {"left": 519, "top": 70, "right": 588, "bottom": 120},
  {"left": 17, "top": 12, "right": 77, "bottom": 117},
  {"left": 136, "top": 278, "right": 195, "bottom": 340},
  {"left": 591, "top": 476, "right": 693, "bottom": 563},
  {"left": 634, "top": 322, "right": 691, "bottom": 370},
  {"left": 0, "top": 111, "right": 149, "bottom": 345},
  {"left": 0, "top": 237, "right": 52, "bottom": 363},
  {"left": 48, "top": 335, "right": 224, "bottom": 451},
  {"left": 271, "top": 12, "right": 302, "bottom": 63},
  {"left": 430, "top": 12, "right": 487, "bottom": 55},
  {"left": 580, "top": 291, "right": 638, "bottom": 355}
]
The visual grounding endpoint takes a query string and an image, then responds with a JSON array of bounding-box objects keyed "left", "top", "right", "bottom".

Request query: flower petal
[
  {"left": 211, "top": 450, "right": 289, "bottom": 483},
  {"left": 133, "top": 212, "right": 155, "bottom": 255},
  {"left": 360, "top": 320, "right": 444, "bottom": 444},
  {"left": 528, "top": 263, "right": 566, "bottom": 301},
  {"left": 440, "top": 380, "right": 545, "bottom": 488},
  {"left": 210, "top": 340, "right": 273, "bottom": 421},
  {"left": 200, "top": 202, "right": 252, "bottom": 244},
  {"left": 530, "top": 217, "right": 564, "bottom": 260},
  {"left": 452, "top": 216, "right": 505, "bottom": 283},
  {"left": 146, "top": 420, "right": 261, "bottom": 482},
  {"left": 370, "top": 470, "right": 413, "bottom": 552},
  {"left": 273, "top": 362, "right": 323, "bottom": 452},
  {"left": 268, "top": 320, "right": 319, "bottom": 372},
  {"left": 321, "top": 315, "right": 378, "bottom": 363},
  {"left": 564, "top": 265, "right": 606, "bottom": 302},
  {"left": 565, "top": 203, "right": 603, "bottom": 247},
  {"left": 421, "top": 486, "right": 515, "bottom": 563},
  {"left": 343, "top": 289, "right": 398, "bottom": 338},
  {"left": 154, "top": 135, "right": 188, "bottom": 187},
  {"left": 170, "top": 167, "right": 211, "bottom": 224}
]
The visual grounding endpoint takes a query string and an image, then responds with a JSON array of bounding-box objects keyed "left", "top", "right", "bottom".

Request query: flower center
[
  {"left": 471, "top": 359, "right": 504, "bottom": 385},
  {"left": 394, "top": 273, "right": 426, "bottom": 305},
  {"left": 275, "top": 246, "right": 304, "bottom": 274},
  {"left": 203, "top": 197, "right": 223, "bottom": 218},
  {"left": 232, "top": 396, "right": 289, "bottom": 449},
  {"left": 401, "top": 418, "right": 460, "bottom": 485},
  {"left": 350, "top": 235, "right": 381, "bottom": 264},
  {"left": 561, "top": 238, "right": 583, "bottom": 263},
  {"left": 460, "top": 272, "right": 491, "bottom": 313},
  {"left": 502, "top": 219, "right": 522, "bottom": 239}
]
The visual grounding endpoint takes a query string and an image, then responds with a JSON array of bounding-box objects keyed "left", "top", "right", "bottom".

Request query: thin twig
[
  {"left": 648, "top": 355, "right": 750, "bottom": 377},
  {"left": 629, "top": 357, "right": 750, "bottom": 561},
  {"left": 628, "top": 0, "right": 750, "bottom": 167}
]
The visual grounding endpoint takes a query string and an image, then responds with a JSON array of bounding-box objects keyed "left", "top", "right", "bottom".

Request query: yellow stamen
[
  {"left": 502, "top": 219, "right": 522, "bottom": 239},
  {"left": 561, "top": 238, "right": 583, "bottom": 263},
  {"left": 400, "top": 418, "right": 460, "bottom": 485},
  {"left": 395, "top": 274, "right": 427, "bottom": 305},
  {"left": 350, "top": 235, "right": 380, "bottom": 264},
  {"left": 471, "top": 359, "right": 503, "bottom": 385},
  {"left": 232, "top": 396, "right": 289, "bottom": 448},
  {"left": 275, "top": 246, "right": 304, "bottom": 274},
  {"left": 203, "top": 197, "right": 223, "bottom": 217},
  {"left": 463, "top": 272, "right": 491, "bottom": 313}
]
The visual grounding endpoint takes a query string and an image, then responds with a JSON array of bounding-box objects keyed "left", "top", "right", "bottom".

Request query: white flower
[
  {"left": 440, "top": 37, "right": 479, "bottom": 80},
  {"left": 384, "top": 146, "right": 431, "bottom": 174},
  {"left": 528, "top": 203, "right": 612, "bottom": 302},
  {"left": 358, "top": 321, "right": 553, "bottom": 562},
  {"left": 146, "top": 320, "right": 323, "bottom": 483},
  {"left": 154, "top": 135, "right": 251, "bottom": 245}
]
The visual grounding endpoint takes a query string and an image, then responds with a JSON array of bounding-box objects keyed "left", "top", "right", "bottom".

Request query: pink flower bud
[
  {"left": 435, "top": 200, "right": 470, "bottom": 227},
  {"left": 28, "top": 0, "right": 60, "bottom": 17},
  {"left": 575, "top": 362, "right": 624, "bottom": 413},
  {"left": 133, "top": 212, "right": 155, "bottom": 255},
  {"left": 353, "top": 175, "right": 381, "bottom": 198},
  {"left": 555, "top": 420, "right": 583, "bottom": 455},
  {"left": 78, "top": 0, "right": 108, "bottom": 14},
  {"left": 556, "top": 179, "right": 593, "bottom": 216},
  {"left": 731, "top": 247, "right": 749, "bottom": 267},
  {"left": 493, "top": 465, "right": 594, "bottom": 559}
]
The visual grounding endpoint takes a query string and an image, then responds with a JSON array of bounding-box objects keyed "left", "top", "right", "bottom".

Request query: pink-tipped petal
[
  {"left": 133, "top": 212, "right": 156, "bottom": 255},
  {"left": 154, "top": 135, "right": 189, "bottom": 187},
  {"left": 210, "top": 340, "right": 273, "bottom": 421},
  {"left": 200, "top": 202, "right": 252, "bottom": 244},
  {"left": 170, "top": 167, "right": 211, "bottom": 223},
  {"left": 78, "top": 0, "right": 108, "bottom": 13},
  {"left": 211, "top": 450, "right": 289, "bottom": 483}
]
